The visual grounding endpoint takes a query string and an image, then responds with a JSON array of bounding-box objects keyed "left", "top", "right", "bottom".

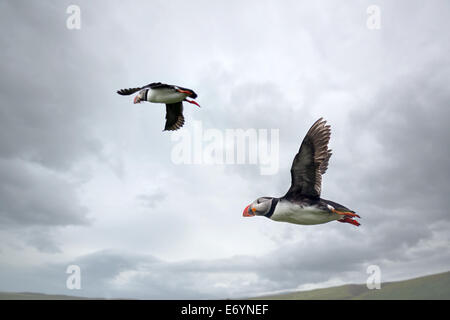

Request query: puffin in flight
[
  {"left": 243, "top": 118, "right": 360, "bottom": 227},
  {"left": 117, "top": 82, "right": 200, "bottom": 131}
]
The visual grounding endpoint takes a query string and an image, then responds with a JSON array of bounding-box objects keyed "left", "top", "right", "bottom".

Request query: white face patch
[{"left": 253, "top": 198, "right": 271, "bottom": 215}]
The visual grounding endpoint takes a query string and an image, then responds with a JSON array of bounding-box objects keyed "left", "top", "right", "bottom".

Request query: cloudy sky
[{"left": 0, "top": 0, "right": 449, "bottom": 299}]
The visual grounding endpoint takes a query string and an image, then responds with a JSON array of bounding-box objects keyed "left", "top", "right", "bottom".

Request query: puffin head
[
  {"left": 133, "top": 90, "right": 148, "bottom": 104},
  {"left": 243, "top": 197, "right": 274, "bottom": 217}
]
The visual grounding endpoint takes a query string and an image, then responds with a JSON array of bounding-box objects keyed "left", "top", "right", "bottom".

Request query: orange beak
[
  {"left": 134, "top": 95, "right": 141, "bottom": 104},
  {"left": 243, "top": 204, "right": 255, "bottom": 217},
  {"left": 176, "top": 89, "right": 193, "bottom": 95},
  {"left": 185, "top": 98, "right": 201, "bottom": 108}
]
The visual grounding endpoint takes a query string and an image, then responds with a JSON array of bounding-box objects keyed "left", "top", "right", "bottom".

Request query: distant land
[
  {"left": 1, "top": 271, "right": 449, "bottom": 300},
  {"left": 0, "top": 292, "right": 98, "bottom": 300},
  {"left": 250, "top": 270, "right": 450, "bottom": 300}
]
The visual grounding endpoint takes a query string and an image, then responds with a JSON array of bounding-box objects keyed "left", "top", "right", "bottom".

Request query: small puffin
[
  {"left": 117, "top": 82, "right": 200, "bottom": 131},
  {"left": 243, "top": 118, "right": 360, "bottom": 227}
]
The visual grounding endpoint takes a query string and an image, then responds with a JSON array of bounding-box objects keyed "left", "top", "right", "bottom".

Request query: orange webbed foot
[
  {"left": 332, "top": 209, "right": 360, "bottom": 219},
  {"left": 337, "top": 217, "right": 361, "bottom": 227}
]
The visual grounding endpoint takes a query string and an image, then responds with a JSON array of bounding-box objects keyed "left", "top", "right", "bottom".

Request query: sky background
[{"left": 0, "top": 0, "right": 449, "bottom": 299}]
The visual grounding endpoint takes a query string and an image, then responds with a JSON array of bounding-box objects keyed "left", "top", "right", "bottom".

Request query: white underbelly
[
  {"left": 271, "top": 201, "right": 339, "bottom": 225},
  {"left": 147, "top": 88, "right": 187, "bottom": 104}
]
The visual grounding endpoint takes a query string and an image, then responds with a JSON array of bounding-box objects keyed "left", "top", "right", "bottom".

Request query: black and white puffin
[
  {"left": 243, "top": 118, "right": 360, "bottom": 227},
  {"left": 117, "top": 82, "right": 200, "bottom": 131}
]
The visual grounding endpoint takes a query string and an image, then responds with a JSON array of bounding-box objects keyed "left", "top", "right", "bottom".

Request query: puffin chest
[
  {"left": 147, "top": 88, "right": 187, "bottom": 104},
  {"left": 271, "top": 201, "right": 335, "bottom": 225}
]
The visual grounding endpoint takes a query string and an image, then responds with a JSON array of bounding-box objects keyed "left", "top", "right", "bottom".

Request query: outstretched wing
[
  {"left": 164, "top": 102, "right": 185, "bottom": 131},
  {"left": 284, "top": 118, "right": 332, "bottom": 199},
  {"left": 116, "top": 82, "right": 175, "bottom": 96},
  {"left": 116, "top": 87, "right": 143, "bottom": 96}
]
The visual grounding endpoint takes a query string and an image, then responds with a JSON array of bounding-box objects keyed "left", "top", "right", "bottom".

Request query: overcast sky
[{"left": 0, "top": 0, "right": 449, "bottom": 299}]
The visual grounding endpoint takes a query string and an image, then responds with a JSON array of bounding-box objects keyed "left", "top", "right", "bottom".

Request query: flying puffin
[
  {"left": 243, "top": 118, "right": 360, "bottom": 227},
  {"left": 117, "top": 82, "right": 200, "bottom": 131}
]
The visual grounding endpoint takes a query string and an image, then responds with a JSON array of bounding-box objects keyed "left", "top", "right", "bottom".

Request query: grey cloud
[
  {"left": 0, "top": 0, "right": 449, "bottom": 299},
  {"left": 0, "top": 1, "right": 109, "bottom": 250},
  {"left": 349, "top": 64, "right": 450, "bottom": 219},
  {"left": 23, "top": 227, "right": 62, "bottom": 253},
  {"left": 1, "top": 234, "right": 449, "bottom": 299},
  {"left": 0, "top": 159, "right": 89, "bottom": 227},
  {"left": 137, "top": 190, "right": 166, "bottom": 209},
  {"left": 0, "top": 1, "right": 104, "bottom": 171}
]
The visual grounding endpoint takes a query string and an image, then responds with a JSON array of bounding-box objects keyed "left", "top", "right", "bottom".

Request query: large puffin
[
  {"left": 243, "top": 118, "right": 360, "bottom": 227},
  {"left": 117, "top": 82, "right": 200, "bottom": 131}
]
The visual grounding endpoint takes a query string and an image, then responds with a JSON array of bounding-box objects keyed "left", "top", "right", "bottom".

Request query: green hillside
[{"left": 252, "top": 271, "right": 450, "bottom": 300}]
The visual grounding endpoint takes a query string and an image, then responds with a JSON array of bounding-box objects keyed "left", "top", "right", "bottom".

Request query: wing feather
[
  {"left": 116, "top": 82, "right": 175, "bottom": 96},
  {"left": 164, "top": 102, "right": 185, "bottom": 131},
  {"left": 284, "top": 118, "right": 332, "bottom": 199},
  {"left": 116, "top": 87, "right": 142, "bottom": 95}
]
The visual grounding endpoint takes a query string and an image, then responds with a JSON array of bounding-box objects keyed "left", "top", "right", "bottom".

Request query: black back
[{"left": 117, "top": 82, "right": 197, "bottom": 99}]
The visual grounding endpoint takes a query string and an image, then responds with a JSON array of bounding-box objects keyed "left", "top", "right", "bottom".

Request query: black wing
[
  {"left": 284, "top": 118, "right": 332, "bottom": 199},
  {"left": 147, "top": 82, "right": 175, "bottom": 90},
  {"left": 164, "top": 102, "right": 185, "bottom": 131},
  {"left": 153, "top": 83, "right": 197, "bottom": 98},
  {"left": 116, "top": 87, "right": 143, "bottom": 96},
  {"left": 116, "top": 82, "right": 175, "bottom": 96}
]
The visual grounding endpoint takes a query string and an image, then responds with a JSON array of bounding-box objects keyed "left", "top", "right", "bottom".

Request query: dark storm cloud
[
  {"left": 349, "top": 64, "right": 450, "bottom": 220},
  {"left": 0, "top": 1, "right": 103, "bottom": 170},
  {"left": 22, "top": 227, "right": 62, "bottom": 253},
  {"left": 0, "top": 1, "right": 110, "bottom": 250},
  {"left": 0, "top": 159, "right": 89, "bottom": 227}
]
